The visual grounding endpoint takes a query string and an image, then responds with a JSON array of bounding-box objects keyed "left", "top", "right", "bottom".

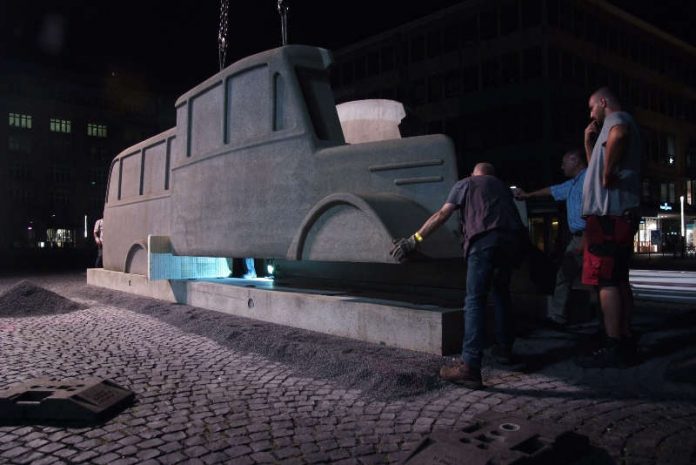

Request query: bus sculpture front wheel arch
[{"left": 287, "top": 193, "right": 437, "bottom": 263}]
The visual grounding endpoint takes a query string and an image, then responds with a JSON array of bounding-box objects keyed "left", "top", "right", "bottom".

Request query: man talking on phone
[{"left": 578, "top": 87, "right": 641, "bottom": 368}]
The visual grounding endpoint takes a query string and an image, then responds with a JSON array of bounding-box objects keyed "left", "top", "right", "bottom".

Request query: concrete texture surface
[
  {"left": 87, "top": 268, "right": 463, "bottom": 355},
  {"left": 1, "top": 271, "right": 695, "bottom": 464},
  {"left": 104, "top": 45, "right": 461, "bottom": 272}
]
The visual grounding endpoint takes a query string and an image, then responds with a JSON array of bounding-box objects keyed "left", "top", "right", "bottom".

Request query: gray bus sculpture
[{"left": 103, "top": 45, "right": 462, "bottom": 275}]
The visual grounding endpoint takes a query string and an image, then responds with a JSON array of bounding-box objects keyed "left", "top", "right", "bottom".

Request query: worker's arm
[
  {"left": 390, "top": 203, "right": 456, "bottom": 262},
  {"left": 603, "top": 124, "right": 628, "bottom": 188},
  {"left": 513, "top": 186, "right": 551, "bottom": 200},
  {"left": 584, "top": 120, "right": 600, "bottom": 163},
  {"left": 416, "top": 203, "right": 456, "bottom": 240}
]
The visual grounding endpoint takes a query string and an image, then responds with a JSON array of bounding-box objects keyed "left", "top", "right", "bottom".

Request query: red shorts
[{"left": 582, "top": 215, "right": 635, "bottom": 286}]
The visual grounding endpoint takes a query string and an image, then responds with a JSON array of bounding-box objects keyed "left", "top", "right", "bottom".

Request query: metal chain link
[
  {"left": 218, "top": 0, "right": 230, "bottom": 70},
  {"left": 277, "top": 0, "right": 289, "bottom": 46}
]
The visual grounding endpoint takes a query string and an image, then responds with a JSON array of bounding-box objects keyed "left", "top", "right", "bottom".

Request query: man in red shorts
[{"left": 578, "top": 87, "right": 641, "bottom": 368}]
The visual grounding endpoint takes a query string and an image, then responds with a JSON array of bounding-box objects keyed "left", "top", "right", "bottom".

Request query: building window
[
  {"left": 8, "top": 134, "right": 32, "bottom": 153},
  {"left": 521, "top": 0, "right": 542, "bottom": 28},
  {"left": 87, "top": 123, "right": 108, "bottom": 137},
  {"left": 642, "top": 179, "right": 651, "bottom": 201},
  {"left": 664, "top": 134, "right": 676, "bottom": 167},
  {"left": 500, "top": 1, "right": 519, "bottom": 36},
  {"left": 9, "top": 112, "right": 32, "bottom": 129},
  {"left": 445, "top": 69, "right": 463, "bottom": 97},
  {"left": 411, "top": 35, "right": 425, "bottom": 62},
  {"left": 427, "top": 31, "right": 442, "bottom": 58},
  {"left": 443, "top": 25, "right": 460, "bottom": 53},
  {"left": 381, "top": 46, "right": 395, "bottom": 71},
  {"left": 411, "top": 79, "right": 427, "bottom": 105},
  {"left": 367, "top": 51, "right": 379, "bottom": 76},
  {"left": 428, "top": 74, "right": 444, "bottom": 102},
  {"left": 522, "top": 47, "right": 542, "bottom": 80},
  {"left": 686, "top": 140, "right": 696, "bottom": 168},
  {"left": 482, "top": 58, "right": 500, "bottom": 88},
  {"left": 479, "top": 7, "right": 498, "bottom": 41},
  {"left": 354, "top": 56, "right": 366, "bottom": 81},
  {"left": 50, "top": 118, "right": 72, "bottom": 133},
  {"left": 501, "top": 52, "right": 520, "bottom": 84},
  {"left": 686, "top": 179, "right": 695, "bottom": 205},
  {"left": 661, "top": 183, "right": 676, "bottom": 203}
]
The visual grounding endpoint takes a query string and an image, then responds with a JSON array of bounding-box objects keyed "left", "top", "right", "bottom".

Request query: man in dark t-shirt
[{"left": 391, "top": 162, "right": 526, "bottom": 389}]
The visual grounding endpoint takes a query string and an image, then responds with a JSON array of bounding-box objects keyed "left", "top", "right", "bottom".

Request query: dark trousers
[{"left": 462, "top": 246, "right": 514, "bottom": 368}]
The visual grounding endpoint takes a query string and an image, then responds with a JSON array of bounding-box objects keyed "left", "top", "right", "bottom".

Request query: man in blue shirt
[{"left": 514, "top": 149, "right": 586, "bottom": 327}]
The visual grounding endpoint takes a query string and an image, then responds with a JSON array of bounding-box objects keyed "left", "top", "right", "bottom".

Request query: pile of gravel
[
  {"left": 77, "top": 285, "right": 445, "bottom": 400},
  {"left": 140, "top": 300, "right": 445, "bottom": 400},
  {"left": 0, "top": 280, "right": 86, "bottom": 317}
]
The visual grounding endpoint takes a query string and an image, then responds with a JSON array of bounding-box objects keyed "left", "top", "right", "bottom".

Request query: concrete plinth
[{"left": 87, "top": 268, "right": 463, "bottom": 355}]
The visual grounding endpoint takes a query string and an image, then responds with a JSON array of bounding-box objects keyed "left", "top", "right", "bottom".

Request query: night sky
[{"left": 1, "top": 0, "right": 694, "bottom": 97}]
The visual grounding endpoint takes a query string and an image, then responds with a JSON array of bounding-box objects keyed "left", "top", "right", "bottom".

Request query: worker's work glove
[{"left": 390, "top": 235, "right": 419, "bottom": 262}]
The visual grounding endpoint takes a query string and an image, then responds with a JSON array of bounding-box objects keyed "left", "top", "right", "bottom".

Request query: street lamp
[{"left": 680, "top": 195, "right": 685, "bottom": 237}]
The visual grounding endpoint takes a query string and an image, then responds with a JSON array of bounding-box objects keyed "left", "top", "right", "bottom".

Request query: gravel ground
[{"left": 0, "top": 272, "right": 445, "bottom": 401}]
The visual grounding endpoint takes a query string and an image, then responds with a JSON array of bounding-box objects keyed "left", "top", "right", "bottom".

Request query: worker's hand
[
  {"left": 390, "top": 236, "right": 418, "bottom": 262},
  {"left": 584, "top": 120, "right": 599, "bottom": 146},
  {"left": 513, "top": 188, "right": 528, "bottom": 200}
]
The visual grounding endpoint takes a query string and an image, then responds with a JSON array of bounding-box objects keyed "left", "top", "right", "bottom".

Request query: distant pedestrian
[
  {"left": 390, "top": 162, "right": 527, "bottom": 389},
  {"left": 93, "top": 218, "right": 104, "bottom": 268},
  {"left": 514, "top": 149, "right": 587, "bottom": 328},
  {"left": 577, "top": 87, "right": 641, "bottom": 368}
]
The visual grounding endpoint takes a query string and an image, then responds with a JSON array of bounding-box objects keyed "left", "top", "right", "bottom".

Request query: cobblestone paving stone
[{"left": 0, "top": 273, "right": 695, "bottom": 464}]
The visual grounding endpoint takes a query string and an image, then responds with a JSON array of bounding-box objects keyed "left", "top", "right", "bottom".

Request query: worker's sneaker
[{"left": 439, "top": 360, "right": 483, "bottom": 389}]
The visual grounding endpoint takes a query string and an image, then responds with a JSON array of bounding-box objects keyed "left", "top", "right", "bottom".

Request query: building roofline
[
  {"left": 335, "top": 0, "right": 696, "bottom": 57},
  {"left": 588, "top": 0, "right": 696, "bottom": 56}
]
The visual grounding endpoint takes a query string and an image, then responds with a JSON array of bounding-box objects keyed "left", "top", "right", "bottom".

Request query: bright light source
[
  {"left": 39, "top": 242, "right": 45, "bottom": 248},
  {"left": 509, "top": 185, "right": 517, "bottom": 189},
  {"left": 267, "top": 264, "right": 275, "bottom": 276},
  {"left": 27, "top": 226, "right": 32, "bottom": 230},
  {"left": 551, "top": 221, "right": 559, "bottom": 226},
  {"left": 84, "top": 215, "right": 88, "bottom": 238},
  {"left": 681, "top": 195, "right": 685, "bottom": 237}
]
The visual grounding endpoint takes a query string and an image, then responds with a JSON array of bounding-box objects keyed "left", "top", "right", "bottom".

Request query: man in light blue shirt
[{"left": 515, "top": 149, "right": 586, "bottom": 327}]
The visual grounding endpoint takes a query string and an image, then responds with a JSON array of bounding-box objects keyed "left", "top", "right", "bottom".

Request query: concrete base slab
[{"left": 87, "top": 268, "right": 463, "bottom": 355}]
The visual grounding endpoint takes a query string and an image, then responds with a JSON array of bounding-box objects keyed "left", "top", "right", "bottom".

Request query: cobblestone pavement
[{"left": 1, "top": 272, "right": 695, "bottom": 465}]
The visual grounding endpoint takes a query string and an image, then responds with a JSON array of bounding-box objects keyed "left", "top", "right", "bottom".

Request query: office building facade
[{"left": 331, "top": 0, "right": 696, "bottom": 254}]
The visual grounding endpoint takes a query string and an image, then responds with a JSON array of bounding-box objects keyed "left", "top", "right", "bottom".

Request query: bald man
[
  {"left": 390, "top": 162, "right": 527, "bottom": 389},
  {"left": 579, "top": 87, "right": 641, "bottom": 368}
]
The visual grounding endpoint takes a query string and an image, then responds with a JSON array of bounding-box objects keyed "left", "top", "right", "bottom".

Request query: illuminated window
[
  {"left": 8, "top": 112, "right": 32, "bottom": 129},
  {"left": 87, "top": 123, "right": 108, "bottom": 138},
  {"left": 50, "top": 118, "right": 72, "bottom": 133}
]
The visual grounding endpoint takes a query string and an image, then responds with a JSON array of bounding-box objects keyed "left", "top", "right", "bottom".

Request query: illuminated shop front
[{"left": 637, "top": 201, "right": 696, "bottom": 255}]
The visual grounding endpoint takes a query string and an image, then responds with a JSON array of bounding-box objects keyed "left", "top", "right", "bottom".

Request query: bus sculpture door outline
[{"left": 102, "top": 45, "right": 461, "bottom": 275}]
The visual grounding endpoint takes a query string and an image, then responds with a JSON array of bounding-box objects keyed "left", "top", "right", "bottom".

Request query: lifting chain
[
  {"left": 278, "top": 0, "right": 289, "bottom": 46},
  {"left": 218, "top": 0, "right": 230, "bottom": 70}
]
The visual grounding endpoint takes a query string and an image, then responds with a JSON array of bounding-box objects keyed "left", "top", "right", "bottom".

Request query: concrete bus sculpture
[{"left": 103, "top": 45, "right": 462, "bottom": 275}]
